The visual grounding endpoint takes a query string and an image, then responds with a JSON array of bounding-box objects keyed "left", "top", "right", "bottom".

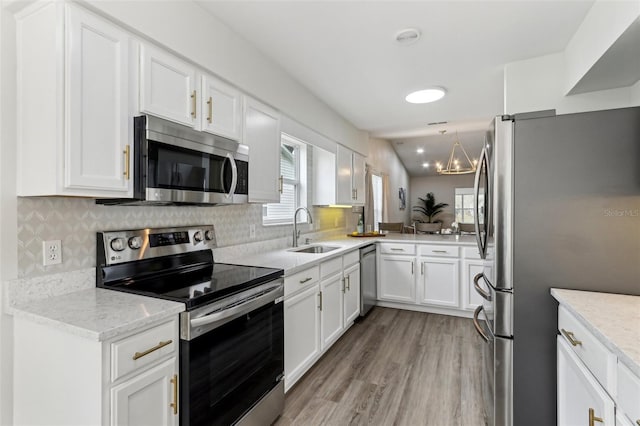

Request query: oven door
[{"left": 180, "top": 298, "right": 284, "bottom": 426}]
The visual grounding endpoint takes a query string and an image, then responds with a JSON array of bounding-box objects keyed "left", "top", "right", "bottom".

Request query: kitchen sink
[{"left": 289, "top": 245, "right": 340, "bottom": 254}]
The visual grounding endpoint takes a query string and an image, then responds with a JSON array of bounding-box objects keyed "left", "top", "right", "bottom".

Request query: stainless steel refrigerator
[{"left": 471, "top": 107, "right": 640, "bottom": 426}]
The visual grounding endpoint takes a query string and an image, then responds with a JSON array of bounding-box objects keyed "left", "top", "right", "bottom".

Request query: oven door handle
[{"left": 190, "top": 284, "right": 282, "bottom": 329}]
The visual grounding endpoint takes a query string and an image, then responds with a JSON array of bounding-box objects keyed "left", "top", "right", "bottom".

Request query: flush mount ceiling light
[
  {"left": 416, "top": 148, "right": 424, "bottom": 153},
  {"left": 395, "top": 28, "right": 421, "bottom": 45},
  {"left": 405, "top": 87, "right": 446, "bottom": 104},
  {"left": 437, "top": 130, "right": 477, "bottom": 175},
  {"left": 422, "top": 162, "right": 429, "bottom": 168}
]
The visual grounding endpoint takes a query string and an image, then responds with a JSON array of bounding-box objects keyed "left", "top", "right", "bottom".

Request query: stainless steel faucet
[{"left": 293, "top": 207, "right": 313, "bottom": 247}]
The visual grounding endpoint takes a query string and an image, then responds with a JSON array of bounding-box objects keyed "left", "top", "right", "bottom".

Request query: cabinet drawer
[
  {"left": 558, "top": 306, "right": 614, "bottom": 390},
  {"left": 321, "top": 257, "right": 342, "bottom": 279},
  {"left": 343, "top": 250, "right": 359, "bottom": 268},
  {"left": 379, "top": 243, "right": 415, "bottom": 255},
  {"left": 418, "top": 244, "right": 459, "bottom": 258},
  {"left": 617, "top": 361, "right": 640, "bottom": 423},
  {"left": 285, "top": 266, "right": 320, "bottom": 297},
  {"left": 111, "top": 319, "right": 178, "bottom": 382},
  {"left": 462, "top": 246, "right": 494, "bottom": 259}
]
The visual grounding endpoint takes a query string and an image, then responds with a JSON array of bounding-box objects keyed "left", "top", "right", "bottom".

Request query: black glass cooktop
[{"left": 98, "top": 250, "right": 283, "bottom": 310}]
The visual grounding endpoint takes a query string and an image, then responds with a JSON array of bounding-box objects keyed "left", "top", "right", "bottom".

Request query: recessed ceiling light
[
  {"left": 395, "top": 28, "right": 421, "bottom": 45},
  {"left": 422, "top": 162, "right": 429, "bottom": 168},
  {"left": 405, "top": 87, "right": 446, "bottom": 104},
  {"left": 416, "top": 148, "right": 424, "bottom": 154}
]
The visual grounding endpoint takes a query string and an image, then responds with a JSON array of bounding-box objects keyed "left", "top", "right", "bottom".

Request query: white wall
[
  {"left": 410, "top": 174, "right": 474, "bottom": 228},
  {"left": 367, "top": 137, "right": 411, "bottom": 225},
  {"left": 85, "top": 0, "right": 369, "bottom": 155},
  {"left": 504, "top": 52, "right": 639, "bottom": 115}
]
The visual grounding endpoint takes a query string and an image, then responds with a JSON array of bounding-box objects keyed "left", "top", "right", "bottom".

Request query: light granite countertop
[
  {"left": 233, "top": 234, "right": 479, "bottom": 276},
  {"left": 551, "top": 288, "right": 640, "bottom": 377},
  {"left": 10, "top": 288, "right": 185, "bottom": 341}
]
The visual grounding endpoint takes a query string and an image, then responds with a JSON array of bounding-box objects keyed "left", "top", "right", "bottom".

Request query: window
[
  {"left": 262, "top": 134, "right": 307, "bottom": 225},
  {"left": 371, "top": 174, "right": 383, "bottom": 231},
  {"left": 454, "top": 187, "right": 483, "bottom": 224}
]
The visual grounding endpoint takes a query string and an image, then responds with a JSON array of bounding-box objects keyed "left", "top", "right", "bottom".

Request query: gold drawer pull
[
  {"left": 560, "top": 329, "right": 582, "bottom": 347},
  {"left": 170, "top": 374, "right": 178, "bottom": 415},
  {"left": 123, "top": 145, "right": 130, "bottom": 180},
  {"left": 299, "top": 277, "right": 312, "bottom": 284},
  {"left": 588, "top": 408, "right": 603, "bottom": 426},
  {"left": 132, "top": 339, "right": 173, "bottom": 360}
]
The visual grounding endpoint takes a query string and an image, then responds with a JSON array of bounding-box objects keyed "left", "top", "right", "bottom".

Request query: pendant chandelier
[{"left": 436, "top": 130, "right": 477, "bottom": 175}]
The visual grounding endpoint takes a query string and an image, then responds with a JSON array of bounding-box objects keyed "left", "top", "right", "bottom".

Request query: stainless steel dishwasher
[{"left": 359, "top": 244, "right": 377, "bottom": 316}]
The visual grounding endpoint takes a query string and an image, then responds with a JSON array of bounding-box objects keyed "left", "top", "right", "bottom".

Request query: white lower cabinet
[
  {"left": 284, "top": 284, "right": 321, "bottom": 391},
  {"left": 320, "top": 271, "right": 344, "bottom": 350},
  {"left": 418, "top": 257, "right": 459, "bottom": 308},
  {"left": 557, "top": 336, "right": 614, "bottom": 426},
  {"left": 379, "top": 255, "right": 415, "bottom": 303},
  {"left": 14, "top": 317, "right": 180, "bottom": 426},
  {"left": 462, "top": 260, "right": 485, "bottom": 310},
  {"left": 111, "top": 358, "right": 178, "bottom": 426},
  {"left": 343, "top": 263, "right": 361, "bottom": 326}
]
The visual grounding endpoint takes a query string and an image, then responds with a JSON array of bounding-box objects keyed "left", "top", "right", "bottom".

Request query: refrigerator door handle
[
  {"left": 473, "top": 147, "right": 488, "bottom": 259},
  {"left": 473, "top": 272, "right": 491, "bottom": 301},
  {"left": 473, "top": 305, "right": 491, "bottom": 342}
]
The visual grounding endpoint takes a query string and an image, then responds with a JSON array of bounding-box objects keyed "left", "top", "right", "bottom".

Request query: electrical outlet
[
  {"left": 249, "top": 224, "right": 256, "bottom": 239},
  {"left": 42, "top": 240, "right": 62, "bottom": 266}
]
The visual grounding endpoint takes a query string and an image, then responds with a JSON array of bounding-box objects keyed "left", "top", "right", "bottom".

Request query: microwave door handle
[
  {"left": 221, "top": 154, "right": 238, "bottom": 200},
  {"left": 473, "top": 147, "right": 486, "bottom": 258}
]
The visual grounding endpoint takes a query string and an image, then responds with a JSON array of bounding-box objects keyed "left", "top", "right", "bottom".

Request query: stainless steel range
[{"left": 97, "top": 225, "right": 285, "bottom": 426}]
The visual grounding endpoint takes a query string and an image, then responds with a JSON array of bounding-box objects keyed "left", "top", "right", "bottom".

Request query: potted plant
[{"left": 412, "top": 192, "right": 449, "bottom": 233}]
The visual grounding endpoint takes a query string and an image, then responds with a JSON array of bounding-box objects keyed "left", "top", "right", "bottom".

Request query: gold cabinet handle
[
  {"left": 560, "top": 329, "right": 582, "bottom": 347},
  {"left": 588, "top": 408, "right": 603, "bottom": 426},
  {"left": 206, "top": 96, "right": 213, "bottom": 123},
  {"left": 279, "top": 175, "right": 284, "bottom": 194},
  {"left": 123, "top": 145, "right": 130, "bottom": 180},
  {"left": 190, "top": 90, "right": 196, "bottom": 118},
  {"left": 170, "top": 374, "right": 178, "bottom": 415},
  {"left": 318, "top": 291, "right": 323, "bottom": 311},
  {"left": 299, "top": 277, "right": 312, "bottom": 284},
  {"left": 132, "top": 339, "right": 173, "bottom": 360},
  {"left": 354, "top": 189, "right": 358, "bottom": 199}
]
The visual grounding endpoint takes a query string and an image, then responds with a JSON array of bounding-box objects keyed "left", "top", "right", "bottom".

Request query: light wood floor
[{"left": 275, "top": 307, "right": 488, "bottom": 426}]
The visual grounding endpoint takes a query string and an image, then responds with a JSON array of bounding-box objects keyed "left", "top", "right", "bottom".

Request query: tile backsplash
[{"left": 17, "top": 197, "right": 346, "bottom": 278}]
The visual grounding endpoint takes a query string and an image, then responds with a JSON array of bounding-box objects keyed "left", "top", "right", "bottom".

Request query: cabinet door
[
  {"left": 320, "top": 272, "right": 344, "bottom": 350},
  {"left": 336, "top": 144, "right": 353, "bottom": 205},
  {"left": 343, "top": 263, "right": 361, "bottom": 326},
  {"left": 111, "top": 357, "right": 178, "bottom": 426},
  {"left": 139, "top": 44, "right": 196, "bottom": 127},
  {"left": 379, "top": 255, "right": 415, "bottom": 303},
  {"left": 352, "top": 152, "right": 366, "bottom": 205},
  {"left": 65, "top": 5, "right": 132, "bottom": 196},
  {"left": 557, "top": 337, "right": 614, "bottom": 426},
  {"left": 418, "top": 258, "right": 459, "bottom": 308},
  {"left": 463, "top": 260, "right": 487, "bottom": 310},
  {"left": 244, "top": 97, "right": 281, "bottom": 203},
  {"left": 200, "top": 74, "right": 242, "bottom": 140},
  {"left": 284, "top": 285, "right": 321, "bottom": 391}
]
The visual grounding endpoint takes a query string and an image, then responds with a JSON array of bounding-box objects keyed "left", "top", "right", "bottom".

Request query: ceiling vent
[{"left": 395, "top": 28, "right": 421, "bottom": 45}]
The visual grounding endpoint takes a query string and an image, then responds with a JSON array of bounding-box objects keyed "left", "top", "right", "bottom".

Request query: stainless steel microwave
[{"left": 98, "top": 115, "right": 249, "bottom": 206}]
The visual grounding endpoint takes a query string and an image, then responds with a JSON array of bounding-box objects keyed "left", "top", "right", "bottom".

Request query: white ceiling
[{"left": 197, "top": 0, "right": 595, "bottom": 175}]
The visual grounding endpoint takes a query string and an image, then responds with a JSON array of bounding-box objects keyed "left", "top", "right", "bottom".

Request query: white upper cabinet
[
  {"left": 244, "top": 96, "right": 282, "bottom": 203},
  {"left": 200, "top": 74, "right": 242, "bottom": 140},
  {"left": 139, "top": 44, "right": 196, "bottom": 127},
  {"left": 17, "top": 2, "right": 133, "bottom": 198},
  {"left": 314, "top": 144, "right": 365, "bottom": 206}
]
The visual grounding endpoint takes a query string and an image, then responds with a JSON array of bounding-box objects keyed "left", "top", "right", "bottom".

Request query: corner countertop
[
  {"left": 232, "top": 234, "right": 479, "bottom": 276},
  {"left": 551, "top": 288, "right": 640, "bottom": 377},
  {"left": 10, "top": 288, "right": 185, "bottom": 342}
]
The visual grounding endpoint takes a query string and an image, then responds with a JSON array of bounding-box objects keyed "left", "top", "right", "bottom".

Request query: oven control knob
[
  {"left": 205, "top": 230, "right": 215, "bottom": 241},
  {"left": 128, "top": 236, "right": 143, "bottom": 250},
  {"left": 193, "top": 231, "right": 203, "bottom": 243},
  {"left": 110, "top": 238, "right": 126, "bottom": 252}
]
